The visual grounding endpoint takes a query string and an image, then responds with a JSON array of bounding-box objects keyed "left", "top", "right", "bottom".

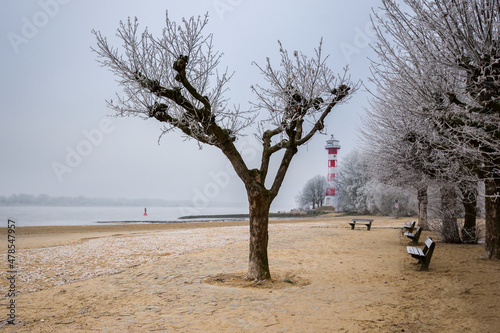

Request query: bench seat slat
[
  {"left": 407, "top": 246, "right": 424, "bottom": 257},
  {"left": 352, "top": 219, "right": 373, "bottom": 222}
]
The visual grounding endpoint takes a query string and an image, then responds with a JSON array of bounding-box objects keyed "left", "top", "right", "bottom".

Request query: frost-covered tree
[
  {"left": 369, "top": 0, "right": 499, "bottom": 255},
  {"left": 92, "top": 14, "right": 357, "bottom": 280},
  {"left": 337, "top": 150, "right": 417, "bottom": 215},
  {"left": 367, "top": 182, "right": 418, "bottom": 217},
  {"left": 296, "top": 175, "right": 326, "bottom": 209},
  {"left": 337, "top": 151, "right": 371, "bottom": 213},
  {"left": 361, "top": 91, "right": 432, "bottom": 227},
  {"left": 363, "top": 64, "right": 481, "bottom": 239}
]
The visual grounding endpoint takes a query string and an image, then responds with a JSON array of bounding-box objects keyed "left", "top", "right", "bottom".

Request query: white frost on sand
[{"left": 0, "top": 222, "right": 329, "bottom": 297}]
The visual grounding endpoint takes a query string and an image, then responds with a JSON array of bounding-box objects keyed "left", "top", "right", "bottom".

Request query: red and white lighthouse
[{"left": 325, "top": 135, "right": 340, "bottom": 208}]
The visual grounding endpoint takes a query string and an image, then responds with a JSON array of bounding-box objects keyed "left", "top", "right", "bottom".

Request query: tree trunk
[
  {"left": 484, "top": 163, "right": 500, "bottom": 259},
  {"left": 247, "top": 190, "right": 272, "bottom": 280},
  {"left": 460, "top": 186, "right": 477, "bottom": 244},
  {"left": 417, "top": 186, "right": 428, "bottom": 230},
  {"left": 440, "top": 185, "right": 461, "bottom": 243}
]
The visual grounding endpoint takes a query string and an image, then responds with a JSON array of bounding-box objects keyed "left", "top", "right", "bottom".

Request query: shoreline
[
  {"left": 96, "top": 213, "right": 328, "bottom": 224},
  {"left": 1, "top": 207, "right": 330, "bottom": 227},
  {"left": 0, "top": 215, "right": 343, "bottom": 250},
  {"left": 177, "top": 211, "right": 330, "bottom": 220},
  {"left": 0, "top": 220, "right": 250, "bottom": 250}
]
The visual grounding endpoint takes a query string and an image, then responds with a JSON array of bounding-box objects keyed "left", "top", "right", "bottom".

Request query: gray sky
[{"left": 1, "top": 0, "right": 381, "bottom": 211}]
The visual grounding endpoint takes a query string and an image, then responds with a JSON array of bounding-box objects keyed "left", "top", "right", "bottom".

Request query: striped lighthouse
[{"left": 324, "top": 135, "right": 340, "bottom": 209}]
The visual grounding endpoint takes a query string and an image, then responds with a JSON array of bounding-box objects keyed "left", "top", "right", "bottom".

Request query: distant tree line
[{"left": 0, "top": 194, "right": 191, "bottom": 207}]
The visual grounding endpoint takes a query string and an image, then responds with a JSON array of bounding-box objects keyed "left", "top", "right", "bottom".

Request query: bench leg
[
  {"left": 420, "top": 255, "right": 433, "bottom": 271},
  {"left": 367, "top": 224, "right": 371, "bottom": 231}
]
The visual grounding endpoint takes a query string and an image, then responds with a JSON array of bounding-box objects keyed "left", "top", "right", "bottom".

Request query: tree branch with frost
[
  {"left": 251, "top": 40, "right": 358, "bottom": 189},
  {"left": 368, "top": 0, "right": 500, "bottom": 258},
  {"left": 92, "top": 13, "right": 254, "bottom": 147},
  {"left": 370, "top": 0, "right": 500, "bottom": 160}
]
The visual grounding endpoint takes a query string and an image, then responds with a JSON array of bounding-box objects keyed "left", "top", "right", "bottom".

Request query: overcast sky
[{"left": 1, "top": 0, "right": 382, "bottom": 211}]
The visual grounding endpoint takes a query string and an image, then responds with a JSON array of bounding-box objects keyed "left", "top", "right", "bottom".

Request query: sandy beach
[{"left": 0, "top": 214, "right": 499, "bottom": 332}]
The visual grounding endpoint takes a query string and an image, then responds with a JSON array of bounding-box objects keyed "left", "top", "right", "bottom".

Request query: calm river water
[{"left": 0, "top": 205, "right": 255, "bottom": 227}]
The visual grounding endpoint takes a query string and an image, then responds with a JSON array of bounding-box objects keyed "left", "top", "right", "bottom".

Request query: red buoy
[{"left": 144, "top": 208, "right": 147, "bottom": 216}]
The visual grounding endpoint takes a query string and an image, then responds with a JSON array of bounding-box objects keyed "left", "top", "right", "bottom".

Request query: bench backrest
[
  {"left": 406, "top": 220, "right": 416, "bottom": 232},
  {"left": 421, "top": 237, "right": 436, "bottom": 270},
  {"left": 423, "top": 237, "right": 435, "bottom": 255}
]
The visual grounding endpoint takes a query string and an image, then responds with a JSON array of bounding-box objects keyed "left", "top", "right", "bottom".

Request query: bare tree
[
  {"left": 369, "top": 0, "right": 499, "bottom": 255},
  {"left": 296, "top": 175, "right": 327, "bottom": 209},
  {"left": 92, "top": 13, "right": 357, "bottom": 280}
]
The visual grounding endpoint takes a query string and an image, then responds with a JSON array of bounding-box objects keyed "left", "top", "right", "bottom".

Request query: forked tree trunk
[
  {"left": 417, "top": 186, "right": 428, "bottom": 230},
  {"left": 484, "top": 162, "right": 500, "bottom": 259},
  {"left": 247, "top": 190, "right": 272, "bottom": 280}
]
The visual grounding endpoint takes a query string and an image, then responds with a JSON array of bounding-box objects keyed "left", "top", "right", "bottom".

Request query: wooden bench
[
  {"left": 349, "top": 218, "right": 373, "bottom": 230},
  {"left": 407, "top": 237, "right": 436, "bottom": 271},
  {"left": 404, "top": 226, "right": 422, "bottom": 244},
  {"left": 402, "top": 220, "right": 416, "bottom": 234}
]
